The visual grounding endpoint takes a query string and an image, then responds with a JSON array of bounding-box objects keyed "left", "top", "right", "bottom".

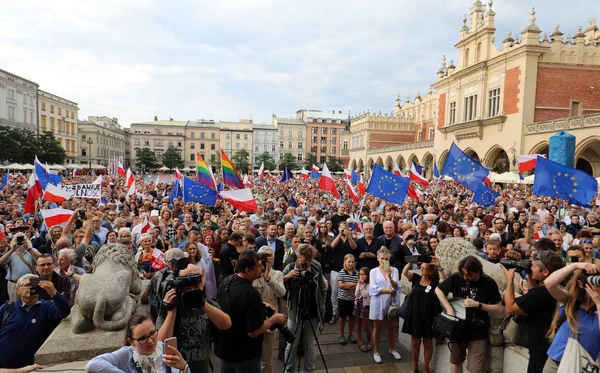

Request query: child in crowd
[
  {"left": 354, "top": 266, "right": 372, "bottom": 352},
  {"left": 486, "top": 240, "right": 501, "bottom": 264},
  {"left": 337, "top": 254, "right": 359, "bottom": 345}
]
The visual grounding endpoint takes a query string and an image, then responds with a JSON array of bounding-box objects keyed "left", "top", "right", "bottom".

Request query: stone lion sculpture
[{"left": 71, "top": 243, "right": 142, "bottom": 334}]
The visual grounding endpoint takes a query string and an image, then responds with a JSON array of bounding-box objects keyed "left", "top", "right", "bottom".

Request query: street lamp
[{"left": 87, "top": 137, "right": 93, "bottom": 171}]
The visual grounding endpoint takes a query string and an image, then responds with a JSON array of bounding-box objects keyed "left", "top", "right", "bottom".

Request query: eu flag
[
  {"left": 1, "top": 171, "right": 10, "bottom": 191},
  {"left": 472, "top": 183, "right": 500, "bottom": 207},
  {"left": 533, "top": 156, "right": 598, "bottom": 207},
  {"left": 182, "top": 177, "right": 217, "bottom": 205},
  {"left": 351, "top": 169, "right": 360, "bottom": 185},
  {"left": 413, "top": 162, "right": 423, "bottom": 175},
  {"left": 169, "top": 179, "right": 182, "bottom": 202},
  {"left": 289, "top": 197, "right": 298, "bottom": 208},
  {"left": 433, "top": 162, "right": 440, "bottom": 178},
  {"left": 366, "top": 164, "right": 409, "bottom": 205},
  {"left": 441, "top": 143, "right": 489, "bottom": 191},
  {"left": 280, "top": 167, "right": 292, "bottom": 183}
]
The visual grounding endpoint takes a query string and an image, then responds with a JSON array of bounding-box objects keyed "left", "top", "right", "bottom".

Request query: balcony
[{"left": 525, "top": 113, "right": 600, "bottom": 135}]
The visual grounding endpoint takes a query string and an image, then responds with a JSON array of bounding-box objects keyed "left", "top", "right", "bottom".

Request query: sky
[{"left": 0, "top": 0, "right": 593, "bottom": 127}]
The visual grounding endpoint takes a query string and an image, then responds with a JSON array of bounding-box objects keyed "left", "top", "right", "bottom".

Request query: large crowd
[{"left": 0, "top": 171, "right": 600, "bottom": 373}]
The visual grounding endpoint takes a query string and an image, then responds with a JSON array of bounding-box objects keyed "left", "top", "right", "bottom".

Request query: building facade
[
  {"left": 0, "top": 68, "right": 38, "bottom": 133},
  {"left": 219, "top": 120, "right": 253, "bottom": 171},
  {"left": 184, "top": 119, "right": 220, "bottom": 168},
  {"left": 347, "top": 2, "right": 600, "bottom": 178},
  {"left": 77, "top": 116, "right": 126, "bottom": 167},
  {"left": 123, "top": 128, "right": 131, "bottom": 167},
  {"left": 298, "top": 109, "right": 349, "bottom": 165},
  {"left": 272, "top": 115, "right": 306, "bottom": 166},
  {"left": 129, "top": 118, "right": 187, "bottom": 170},
  {"left": 252, "top": 123, "right": 278, "bottom": 169},
  {"left": 39, "top": 90, "right": 79, "bottom": 164}
]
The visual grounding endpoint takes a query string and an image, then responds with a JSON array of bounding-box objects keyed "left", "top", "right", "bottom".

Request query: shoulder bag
[
  {"left": 557, "top": 325, "right": 600, "bottom": 373},
  {"left": 398, "top": 290, "right": 413, "bottom": 320},
  {"left": 499, "top": 314, "right": 529, "bottom": 348},
  {"left": 433, "top": 312, "right": 469, "bottom": 341}
]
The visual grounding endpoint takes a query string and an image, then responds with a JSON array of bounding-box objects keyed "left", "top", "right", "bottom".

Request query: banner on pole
[{"left": 60, "top": 183, "right": 102, "bottom": 199}]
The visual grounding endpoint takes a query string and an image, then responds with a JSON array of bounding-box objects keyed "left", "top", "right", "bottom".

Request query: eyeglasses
[
  {"left": 37, "top": 263, "right": 53, "bottom": 267},
  {"left": 131, "top": 329, "right": 158, "bottom": 344},
  {"left": 582, "top": 240, "right": 593, "bottom": 244}
]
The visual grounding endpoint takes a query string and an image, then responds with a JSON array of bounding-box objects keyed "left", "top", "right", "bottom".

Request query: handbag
[
  {"left": 433, "top": 312, "right": 468, "bottom": 340},
  {"left": 499, "top": 314, "right": 529, "bottom": 348},
  {"left": 387, "top": 301, "right": 400, "bottom": 319},
  {"left": 398, "top": 291, "right": 413, "bottom": 320},
  {"left": 556, "top": 329, "right": 600, "bottom": 373}
]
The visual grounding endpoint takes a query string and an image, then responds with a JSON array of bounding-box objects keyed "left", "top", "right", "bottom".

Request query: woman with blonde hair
[{"left": 134, "top": 233, "right": 165, "bottom": 279}]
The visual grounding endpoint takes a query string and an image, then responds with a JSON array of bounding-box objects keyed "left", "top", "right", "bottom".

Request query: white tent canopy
[
  {"left": 159, "top": 166, "right": 170, "bottom": 171},
  {"left": 21, "top": 164, "right": 34, "bottom": 170},
  {"left": 49, "top": 164, "right": 66, "bottom": 170},
  {"left": 2, "top": 163, "right": 23, "bottom": 169},
  {"left": 521, "top": 174, "right": 535, "bottom": 184},
  {"left": 65, "top": 164, "right": 83, "bottom": 169},
  {"left": 90, "top": 164, "right": 106, "bottom": 169},
  {"left": 490, "top": 172, "right": 520, "bottom": 183},
  {"left": 180, "top": 167, "right": 193, "bottom": 172}
]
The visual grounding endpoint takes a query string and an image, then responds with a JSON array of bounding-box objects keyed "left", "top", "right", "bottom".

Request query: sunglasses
[{"left": 581, "top": 240, "right": 593, "bottom": 244}]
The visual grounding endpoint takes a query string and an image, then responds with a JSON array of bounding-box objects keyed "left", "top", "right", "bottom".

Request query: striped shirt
[{"left": 337, "top": 268, "right": 359, "bottom": 301}]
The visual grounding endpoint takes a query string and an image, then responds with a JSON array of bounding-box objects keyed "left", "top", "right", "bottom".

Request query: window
[
  {"left": 280, "top": 130, "right": 284, "bottom": 137},
  {"left": 343, "top": 141, "right": 348, "bottom": 149},
  {"left": 330, "top": 146, "right": 336, "bottom": 153},
  {"left": 311, "top": 146, "right": 317, "bottom": 153},
  {"left": 255, "top": 145, "right": 259, "bottom": 151},
  {"left": 263, "top": 145, "right": 267, "bottom": 151},
  {"left": 71, "top": 112, "right": 74, "bottom": 119},
  {"left": 280, "top": 141, "right": 284, "bottom": 148},
  {"left": 190, "top": 143, "right": 195, "bottom": 149},
  {"left": 280, "top": 154, "right": 284, "bottom": 160},
  {"left": 320, "top": 156, "right": 327, "bottom": 163},
  {"left": 298, "top": 131, "right": 303, "bottom": 138},
  {"left": 311, "top": 127, "right": 317, "bottom": 134},
  {"left": 58, "top": 108, "right": 62, "bottom": 115},
  {"left": 177, "top": 142, "right": 182, "bottom": 147},
  {"left": 50, "top": 105, "right": 54, "bottom": 114},
  {"left": 200, "top": 132, "right": 205, "bottom": 139},
  {"left": 211, "top": 144, "right": 215, "bottom": 150},
  {"left": 41, "top": 116, "right": 47, "bottom": 130},
  {"left": 82, "top": 134, "right": 86, "bottom": 141},
  {"left": 321, "top": 128, "right": 327, "bottom": 134},
  {"left": 312, "top": 136, "right": 317, "bottom": 143},
  {"left": 244, "top": 143, "right": 248, "bottom": 150},
  {"left": 236, "top": 143, "right": 240, "bottom": 150},
  {"left": 321, "top": 146, "right": 327, "bottom": 153},
  {"left": 225, "top": 142, "right": 230, "bottom": 149},
  {"left": 7, "top": 106, "right": 15, "bottom": 121},
  {"left": 226, "top": 133, "right": 230, "bottom": 139},
  {"left": 211, "top": 133, "right": 215, "bottom": 139},
  {"left": 298, "top": 142, "right": 303, "bottom": 149},
  {"left": 236, "top": 134, "right": 240, "bottom": 140},
  {"left": 82, "top": 149, "right": 87, "bottom": 156},
  {"left": 429, "top": 128, "right": 435, "bottom": 140},
  {"left": 50, "top": 117, "right": 55, "bottom": 131},
  {"left": 330, "top": 137, "right": 337, "bottom": 144},
  {"left": 23, "top": 108, "right": 27, "bottom": 123},
  {"left": 570, "top": 101, "right": 582, "bottom": 117},
  {"left": 200, "top": 154, "right": 205, "bottom": 160},
  {"left": 244, "top": 134, "right": 248, "bottom": 140},
  {"left": 41, "top": 102, "right": 46, "bottom": 111},
  {"left": 463, "top": 94, "right": 477, "bottom": 122},
  {"left": 135, "top": 139, "right": 140, "bottom": 145},
  {"left": 488, "top": 88, "right": 501, "bottom": 117},
  {"left": 200, "top": 143, "right": 205, "bottom": 150},
  {"left": 271, "top": 145, "right": 275, "bottom": 152},
  {"left": 155, "top": 151, "right": 162, "bottom": 160},
  {"left": 297, "top": 153, "right": 303, "bottom": 161},
  {"left": 8, "top": 89, "right": 15, "bottom": 100},
  {"left": 190, "top": 154, "right": 195, "bottom": 161},
  {"left": 449, "top": 102, "right": 456, "bottom": 125},
  {"left": 321, "top": 137, "right": 326, "bottom": 144},
  {"left": 288, "top": 141, "right": 292, "bottom": 148},
  {"left": 144, "top": 140, "right": 150, "bottom": 146},
  {"left": 330, "top": 128, "right": 337, "bottom": 135}
]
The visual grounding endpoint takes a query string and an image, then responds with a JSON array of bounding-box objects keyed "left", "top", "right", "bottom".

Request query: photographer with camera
[
  {"left": 434, "top": 256, "right": 502, "bottom": 373},
  {"left": 0, "top": 232, "right": 41, "bottom": 301},
  {"left": 500, "top": 251, "right": 565, "bottom": 373},
  {"left": 216, "top": 250, "right": 287, "bottom": 373},
  {"left": 252, "top": 246, "right": 286, "bottom": 373},
  {"left": 282, "top": 244, "right": 328, "bottom": 373},
  {"left": 158, "top": 263, "right": 231, "bottom": 373}
]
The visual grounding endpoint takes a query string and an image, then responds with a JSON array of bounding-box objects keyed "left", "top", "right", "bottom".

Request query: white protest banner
[{"left": 59, "top": 183, "right": 102, "bottom": 199}]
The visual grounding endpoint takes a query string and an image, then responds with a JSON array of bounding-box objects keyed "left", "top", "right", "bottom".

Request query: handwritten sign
[{"left": 60, "top": 183, "right": 101, "bottom": 199}]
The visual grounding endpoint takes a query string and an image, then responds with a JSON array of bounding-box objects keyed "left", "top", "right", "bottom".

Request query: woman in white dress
[{"left": 369, "top": 247, "right": 402, "bottom": 363}]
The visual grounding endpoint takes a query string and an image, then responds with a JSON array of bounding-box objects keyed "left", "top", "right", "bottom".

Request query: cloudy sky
[{"left": 0, "top": 0, "right": 592, "bottom": 126}]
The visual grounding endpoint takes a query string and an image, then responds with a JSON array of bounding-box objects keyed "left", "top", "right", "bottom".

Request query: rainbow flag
[
  {"left": 220, "top": 150, "right": 243, "bottom": 189},
  {"left": 196, "top": 152, "right": 216, "bottom": 189}
]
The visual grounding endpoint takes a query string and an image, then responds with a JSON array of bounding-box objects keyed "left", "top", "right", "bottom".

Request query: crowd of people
[{"left": 0, "top": 171, "right": 599, "bottom": 373}]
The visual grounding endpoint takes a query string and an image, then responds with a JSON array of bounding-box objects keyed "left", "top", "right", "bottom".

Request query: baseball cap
[{"left": 165, "top": 248, "right": 188, "bottom": 263}]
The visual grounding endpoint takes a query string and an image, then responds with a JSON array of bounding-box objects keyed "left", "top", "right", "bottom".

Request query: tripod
[{"left": 282, "top": 283, "right": 329, "bottom": 373}]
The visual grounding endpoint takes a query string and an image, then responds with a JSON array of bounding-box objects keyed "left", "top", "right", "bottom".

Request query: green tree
[
  {"left": 304, "top": 153, "right": 317, "bottom": 169},
  {"left": 136, "top": 148, "right": 160, "bottom": 171},
  {"left": 279, "top": 152, "right": 297, "bottom": 171},
  {"left": 0, "top": 127, "right": 24, "bottom": 162},
  {"left": 327, "top": 156, "right": 343, "bottom": 172},
  {"left": 255, "top": 151, "right": 277, "bottom": 171},
  {"left": 210, "top": 153, "right": 221, "bottom": 173},
  {"left": 162, "top": 145, "right": 184, "bottom": 169},
  {"left": 232, "top": 149, "right": 250, "bottom": 174},
  {"left": 37, "top": 131, "right": 66, "bottom": 164}
]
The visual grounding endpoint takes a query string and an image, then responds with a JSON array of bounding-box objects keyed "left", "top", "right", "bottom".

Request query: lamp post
[{"left": 87, "top": 137, "right": 93, "bottom": 172}]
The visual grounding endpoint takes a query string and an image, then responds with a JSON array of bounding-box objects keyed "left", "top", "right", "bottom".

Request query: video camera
[
  {"left": 264, "top": 305, "right": 295, "bottom": 344},
  {"left": 500, "top": 258, "right": 532, "bottom": 274},
  {"left": 296, "top": 260, "right": 313, "bottom": 286},
  {"left": 582, "top": 271, "right": 600, "bottom": 286},
  {"left": 161, "top": 257, "right": 204, "bottom": 311},
  {"left": 405, "top": 255, "right": 431, "bottom": 264}
]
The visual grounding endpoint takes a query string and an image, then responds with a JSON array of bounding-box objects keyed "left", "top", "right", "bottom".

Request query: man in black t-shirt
[
  {"left": 435, "top": 256, "right": 503, "bottom": 373},
  {"left": 215, "top": 250, "right": 286, "bottom": 373},
  {"left": 501, "top": 251, "right": 565, "bottom": 373},
  {"left": 330, "top": 205, "right": 350, "bottom": 235}
]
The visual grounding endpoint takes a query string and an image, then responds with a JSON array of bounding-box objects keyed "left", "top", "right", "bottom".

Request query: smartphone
[
  {"left": 164, "top": 337, "right": 177, "bottom": 351},
  {"left": 29, "top": 278, "right": 41, "bottom": 295},
  {"left": 79, "top": 209, "right": 87, "bottom": 219},
  {"left": 383, "top": 261, "right": 390, "bottom": 271},
  {"left": 16, "top": 236, "right": 25, "bottom": 245}
]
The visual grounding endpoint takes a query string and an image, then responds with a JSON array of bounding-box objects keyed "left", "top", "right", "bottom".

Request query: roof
[
  {"left": 252, "top": 123, "right": 277, "bottom": 131},
  {"left": 0, "top": 68, "right": 39, "bottom": 87},
  {"left": 131, "top": 120, "right": 189, "bottom": 127},
  {"left": 275, "top": 117, "right": 306, "bottom": 125},
  {"left": 187, "top": 120, "right": 219, "bottom": 129}
]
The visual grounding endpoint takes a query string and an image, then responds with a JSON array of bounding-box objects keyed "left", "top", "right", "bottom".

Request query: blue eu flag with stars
[
  {"left": 472, "top": 183, "right": 500, "bottom": 207},
  {"left": 533, "top": 156, "right": 598, "bottom": 207},
  {"left": 433, "top": 162, "right": 439, "bottom": 178},
  {"left": 441, "top": 143, "right": 489, "bottom": 191},
  {"left": 366, "top": 164, "right": 409, "bottom": 205},
  {"left": 182, "top": 177, "right": 218, "bottom": 205},
  {"left": 169, "top": 179, "right": 182, "bottom": 202}
]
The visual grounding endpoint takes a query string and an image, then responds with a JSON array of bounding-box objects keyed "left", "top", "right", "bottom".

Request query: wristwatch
[
  {"left": 438, "top": 268, "right": 444, "bottom": 272},
  {"left": 477, "top": 302, "right": 483, "bottom": 309}
]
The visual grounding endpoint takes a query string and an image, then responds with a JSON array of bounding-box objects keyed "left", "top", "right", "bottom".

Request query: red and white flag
[
  {"left": 258, "top": 162, "right": 265, "bottom": 179},
  {"left": 318, "top": 163, "right": 340, "bottom": 199},
  {"left": 483, "top": 171, "right": 491, "bottom": 187},
  {"left": 243, "top": 174, "right": 252, "bottom": 187},
  {"left": 346, "top": 179, "right": 360, "bottom": 203},
  {"left": 41, "top": 208, "right": 73, "bottom": 227},
  {"left": 117, "top": 162, "right": 126, "bottom": 177},
  {"left": 150, "top": 249, "right": 166, "bottom": 270},
  {"left": 92, "top": 175, "right": 102, "bottom": 185},
  {"left": 126, "top": 182, "right": 137, "bottom": 197},
  {"left": 518, "top": 154, "right": 546, "bottom": 173},
  {"left": 42, "top": 184, "right": 73, "bottom": 203},
  {"left": 126, "top": 168, "right": 135, "bottom": 188},
  {"left": 141, "top": 217, "right": 151, "bottom": 234},
  {"left": 300, "top": 168, "right": 309, "bottom": 180},
  {"left": 409, "top": 163, "right": 429, "bottom": 187},
  {"left": 343, "top": 169, "right": 352, "bottom": 179},
  {"left": 407, "top": 184, "right": 423, "bottom": 200},
  {"left": 175, "top": 168, "right": 183, "bottom": 180},
  {"left": 358, "top": 175, "right": 365, "bottom": 195},
  {"left": 73, "top": 169, "right": 78, "bottom": 177},
  {"left": 219, "top": 188, "right": 258, "bottom": 212},
  {"left": 393, "top": 160, "right": 403, "bottom": 177}
]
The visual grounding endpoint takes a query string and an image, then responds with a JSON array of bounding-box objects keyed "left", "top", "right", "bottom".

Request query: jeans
[
  {"left": 220, "top": 356, "right": 261, "bottom": 373},
  {"left": 329, "top": 270, "right": 340, "bottom": 318},
  {"left": 284, "top": 317, "right": 319, "bottom": 373}
]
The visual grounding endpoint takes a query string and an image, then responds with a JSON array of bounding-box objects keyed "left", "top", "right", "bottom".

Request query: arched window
[{"left": 464, "top": 48, "right": 470, "bottom": 67}]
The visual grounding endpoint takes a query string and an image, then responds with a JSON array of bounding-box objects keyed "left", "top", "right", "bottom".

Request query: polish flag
[
  {"left": 141, "top": 217, "right": 151, "bottom": 234},
  {"left": 258, "top": 162, "right": 265, "bottom": 179},
  {"left": 343, "top": 169, "right": 352, "bottom": 179},
  {"left": 407, "top": 184, "right": 422, "bottom": 200},
  {"left": 175, "top": 168, "right": 183, "bottom": 180},
  {"left": 243, "top": 174, "right": 252, "bottom": 187},
  {"left": 126, "top": 182, "right": 137, "bottom": 197},
  {"left": 409, "top": 163, "right": 429, "bottom": 187},
  {"left": 393, "top": 160, "right": 403, "bottom": 177},
  {"left": 92, "top": 175, "right": 102, "bottom": 185},
  {"left": 117, "top": 162, "right": 126, "bottom": 177},
  {"left": 358, "top": 175, "right": 365, "bottom": 195},
  {"left": 318, "top": 163, "right": 340, "bottom": 199},
  {"left": 126, "top": 168, "right": 135, "bottom": 188},
  {"left": 300, "top": 168, "right": 309, "bottom": 180},
  {"left": 41, "top": 208, "right": 74, "bottom": 227},
  {"left": 219, "top": 188, "right": 258, "bottom": 212},
  {"left": 42, "top": 184, "right": 73, "bottom": 203},
  {"left": 73, "top": 169, "right": 78, "bottom": 177},
  {"left": 518, "top": 154, "right": 546, "bottom": 173},
  {"left": 346, "top": 179, "right": 360, "bottom": 203},
  {"left": 24, "top": 182, "right": 42, "bottom": 214},
  {"left": 484, "top": 171, "right": 491, "bottom": 187}
]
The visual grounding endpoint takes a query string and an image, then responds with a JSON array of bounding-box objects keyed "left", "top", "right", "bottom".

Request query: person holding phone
[{"left": 0, "top": 233, "right": 40, "bottom": 301}]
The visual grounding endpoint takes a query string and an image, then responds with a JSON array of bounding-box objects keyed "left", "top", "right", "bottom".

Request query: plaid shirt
[{"left": 54, "top": 266, "right": 85, "bottom": 307}]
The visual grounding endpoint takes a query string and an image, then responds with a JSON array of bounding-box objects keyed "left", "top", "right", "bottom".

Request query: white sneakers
[{"left": 374, "top": 349, "right": 402, "bottom": 363}]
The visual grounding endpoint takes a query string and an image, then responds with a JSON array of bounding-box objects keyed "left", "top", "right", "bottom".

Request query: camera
[
  {"left": 258, "top": 251, "right": 271, "bottom": 269},
  {"left": 264, "top": 305, "right": 295, "bottom": 344},
  {"left": 298, "top": 261, "right": 313, "bottom": 282},
  {"left": 405, "top": 255, "right": 431, "bottom": 264},
  {"left": 500, "top": 258, "right": 532, "bottom": 273},
  {"left": 160, "top": 257, "right": 204, "bottom": 311},
  {"left": 582, "top": 271, "right": 600, "bottom": 286},
  {"left": 16, "top": 235, "right": 25, "bottom": 245}
]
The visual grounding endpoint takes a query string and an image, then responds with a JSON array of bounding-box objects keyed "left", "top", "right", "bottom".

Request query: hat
[
  {"left": 165, "top": 249, "right": 188, "bottom": 263},
  {"left": 308, "top": 217, "right": 318, "bottom": 224},
  {"left": 298, "top": 216, "right": 307, "bottom": 222}
]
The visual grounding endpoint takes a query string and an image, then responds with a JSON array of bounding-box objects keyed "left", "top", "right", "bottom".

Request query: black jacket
[{"left": 255, "top": 236, "right": 285, "bottom": 271}]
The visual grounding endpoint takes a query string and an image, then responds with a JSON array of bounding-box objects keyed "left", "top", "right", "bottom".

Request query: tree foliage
[
  {"left": 279, "top": 152, "right": 298, "bottom": 171},
  {"left": 255, "top": 151, "right": 277, "bottom": 171},
  {"left": 327, "top": 156, "right": 343, "bottom": 172},
  {"left": 304, "top": 153, "right": 318, "bottom": 169},
  {"left": 232, "top": 149, "right": 250, "bottom": 174},
  {"left": 0, "top": 127, "right": 65, "bottom": 164},
  {"left": 136, "top": 148, "right": 160, "bottom": 170},
  {"left": 210, "top": 153, "right": 221, "bottom": 173},
  {"left": 162, "top": 145, "right": 184, "bottom": 170}
]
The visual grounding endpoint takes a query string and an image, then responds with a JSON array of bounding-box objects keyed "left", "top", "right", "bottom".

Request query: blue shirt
[
  {"left": 0, "top": 295, "right": 70, "bottom": 368},
  {"left": 547, "top": 307, "right": 600, "bottom": 362}
]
